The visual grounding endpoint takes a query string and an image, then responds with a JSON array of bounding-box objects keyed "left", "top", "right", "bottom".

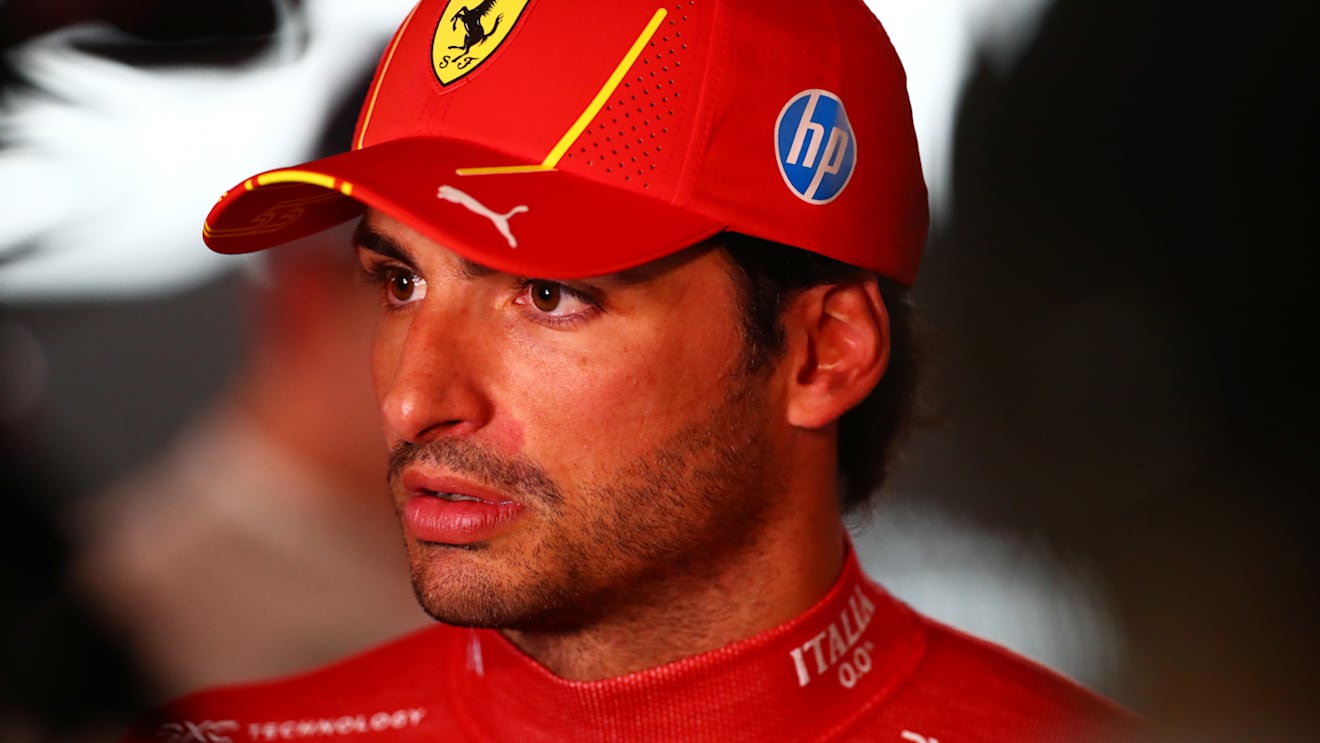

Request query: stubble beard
[{"left": 392, "top": 374, "right": 775, "bottom": 635}]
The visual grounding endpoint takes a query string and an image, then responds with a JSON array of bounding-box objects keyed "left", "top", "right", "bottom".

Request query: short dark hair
[{"left": 717, "top": 232, "right": 919, "bottom": 515}]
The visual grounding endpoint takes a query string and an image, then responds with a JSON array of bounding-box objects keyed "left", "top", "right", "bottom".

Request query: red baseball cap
[{"left": 203, "top": 0, "right": 927, "bottom": 284}]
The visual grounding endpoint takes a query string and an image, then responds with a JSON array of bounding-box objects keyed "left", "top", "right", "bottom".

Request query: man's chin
[
  {"left": 411, "top": 582, "right": 514, "bottom": 629},
  {"left": 410, "top": 558, "right": 534, "bottom": 628},
  {"left": 409, "top": 569, "right": 599, "bottom": 633},
  {"left": 413, "top": 595, "right": 580, "bottom": 633}
]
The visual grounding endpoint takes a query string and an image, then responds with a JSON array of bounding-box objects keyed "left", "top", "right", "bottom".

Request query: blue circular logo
[{"left": 775, "top": 89, "right": 856, "bottom": 205}]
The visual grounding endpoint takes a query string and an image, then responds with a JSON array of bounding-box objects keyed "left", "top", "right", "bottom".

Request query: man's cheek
[{"left": 370, "top": 325, "right": 407, "bottom": 397}]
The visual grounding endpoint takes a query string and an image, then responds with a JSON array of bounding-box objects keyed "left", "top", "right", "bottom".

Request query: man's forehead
[{"left": 353, "top": 209, "right": 719, "bottom": 284}]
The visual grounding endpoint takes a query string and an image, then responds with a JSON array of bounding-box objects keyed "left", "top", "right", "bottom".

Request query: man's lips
[
  {"left": 398, "top": 470, "right": 525, "bottom": 545},
  {"left": 400, "top": 470, "right": 522, "bottom": 505}
]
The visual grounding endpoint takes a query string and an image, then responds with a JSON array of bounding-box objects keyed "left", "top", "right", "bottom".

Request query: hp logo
[{"left": 775, "top": 89, "right": 856, "bottom": 204}]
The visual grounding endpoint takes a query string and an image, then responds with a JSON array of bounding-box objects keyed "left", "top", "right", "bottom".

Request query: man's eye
[
  {"left": 530, "top": 281, "right": 562, "bottom": 312},
  {"left": 517, "top": 280, "right": 596, "bottom": 323},
  {"left": 384, "top": 267, "right": 426, "bottom": 306}
]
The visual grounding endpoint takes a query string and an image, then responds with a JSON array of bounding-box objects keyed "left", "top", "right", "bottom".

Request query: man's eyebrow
[
  {"left": 606, "top": 263, "right": 668, "bottom": 286},
  {"left": 354, "top": 219, "right": 498, "bottom": 280},
  {"left": 456, "top": 256, "right": 497, "bottom": 280},
  {"left": 352, "top": 221, "right": 415, "bottom": 267}
]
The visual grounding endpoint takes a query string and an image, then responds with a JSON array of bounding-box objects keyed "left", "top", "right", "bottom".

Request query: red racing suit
[{"left": 123, "top": 549, "right": 1140, "bottom": 742}]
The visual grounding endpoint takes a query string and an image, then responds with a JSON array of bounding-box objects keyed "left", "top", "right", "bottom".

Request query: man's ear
[{"left": 782, "top": 281, "right": 890, "bottom": 429}]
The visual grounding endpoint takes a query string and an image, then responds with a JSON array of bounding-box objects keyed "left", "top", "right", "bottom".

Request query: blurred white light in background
[
  {"left": 865, "top": 0, "right": 1054, "bottom": 217},
  {"left": 0, "top": 0, "right": 416, "bottom": 301},
  {"left": 853, "top": 500, "right": 1124, "bottom": 692}
]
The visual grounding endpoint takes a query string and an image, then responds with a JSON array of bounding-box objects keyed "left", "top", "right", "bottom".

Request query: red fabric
[
  {"left": 202, "top": 0, "right": 928, "bottom": 286},
  {"left": 124, "top": 549, "right": 1140, "bottom": 742}
]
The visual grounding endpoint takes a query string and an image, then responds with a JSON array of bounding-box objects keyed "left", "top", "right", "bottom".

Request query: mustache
[{"left": 388, "top": 438, "right": 563, "bottom": 507}]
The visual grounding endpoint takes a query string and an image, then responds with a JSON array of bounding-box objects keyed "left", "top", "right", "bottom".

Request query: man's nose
[{"left": 377, "top": 306, "right": 493, "bottom": 444}]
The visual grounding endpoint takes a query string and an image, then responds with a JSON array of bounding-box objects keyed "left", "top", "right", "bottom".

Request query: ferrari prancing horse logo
[{"left": 432, "top": 0, "right": 530, "bottom": 85}]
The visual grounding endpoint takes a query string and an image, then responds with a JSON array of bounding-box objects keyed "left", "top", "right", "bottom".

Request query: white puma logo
[{"left": 436, "top": 185, "right": 529, "bottom": 248}]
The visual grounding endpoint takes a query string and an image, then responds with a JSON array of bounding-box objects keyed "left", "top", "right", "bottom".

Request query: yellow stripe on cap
[
  {"left": 456, "top": 164, "right": 555, "bottom": 176},
  {"left": 256, "top": 170, "right": 338, "bottom": 189},
  {"left": 251, "top": 171, "right": 354, "bottom": 195},
  {"left": 459, "top": 7, "right": 668, "bottom": 177},
  {"left": 541, "top": 8, "right": 667, "bottom": 169}
]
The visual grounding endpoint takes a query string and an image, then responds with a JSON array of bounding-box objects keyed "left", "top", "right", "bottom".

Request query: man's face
[{"left": 354, "top": 210, "right": 787, "bottom": 632}]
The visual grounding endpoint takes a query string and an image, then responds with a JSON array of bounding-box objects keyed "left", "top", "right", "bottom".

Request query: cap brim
[{"left": 203, "top": 138, "right": 724, "bottom": 279}]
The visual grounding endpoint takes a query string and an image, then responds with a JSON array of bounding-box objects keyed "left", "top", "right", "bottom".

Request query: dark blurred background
[
  {"left": 3, "top": 1, "right": 1317, "bottom": 741},
  {"left": 903, "top": 2, "right": 1319, "bottom": 738}
]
